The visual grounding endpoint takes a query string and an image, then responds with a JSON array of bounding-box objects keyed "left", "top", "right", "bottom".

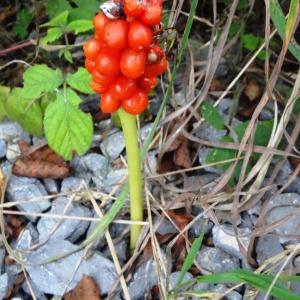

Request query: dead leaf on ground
[
  {"left": 209, "top": 79, "right": 224, "bottom": 92},
  {"left": 174, "top": 139, "right": 192, "bottom": 169},
  {"left": 6, "top": 215, "right": 25, "bottom": 239},
  {"left": 12, "top": 141, "right": 70, "bottom": 179},
  {"left": 290, "top": 157, "right": 300, "bottom": 176},
  {"left": 244, "top": 79, "right": 261, "bottom": 101},
  {"left": 64, "top": 276, "right": 101, "bottom": 300}
]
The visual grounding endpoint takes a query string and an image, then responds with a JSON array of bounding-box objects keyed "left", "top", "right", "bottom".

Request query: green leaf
[
  {"left": 69, "top": 0, "right": 100, "bottom": 21},
  {"left": 241, "top": 34, "right": 261, "bottom": 51},
  {"left": 62, "top": 49, "right": 73, "bottom": 63},
  {"left": 44, "top": 88, "right": 92, "bottom": 160},
  {"left": 23, "top": 64, "right": 64, "bottom": 99},
  {"left": 66, "top": 20, "right": 93, "bottom": 34},
  {"left": 270, "top": 0, "right": 300, "bottom": 62},
  {"left": 0, "top": 86, "right": 10, "bottom": 121},
  {"left": 40, "top": 27, "right": 63, "bottom": 44},
  {"left": 206, "top": 147, "right": 237, "bottom": 171},
  {"left": 12, "top": 8, "right": 32, "bottom": 39},
  {"left": 5, "top": 88, "right": 43, "bottom": 137},
  {"left": 46, "top": 0, "right": 72, "bottom": 19},
  {"left": 201, "top": 102, "right": 225, "bottom": 130},
  {"left": 42, "top": 11, "right": 69, "bottom": 27},
  {"left": 176, "top": 232, "right": 205, "bottom": 287},
  {"left": 66, "top": 68, "right": 93, "bottom": 94}
]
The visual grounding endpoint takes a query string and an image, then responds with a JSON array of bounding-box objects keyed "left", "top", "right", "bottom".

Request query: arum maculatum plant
[{"left": 83, "top": 0, "right": 167, "bottom": 250}]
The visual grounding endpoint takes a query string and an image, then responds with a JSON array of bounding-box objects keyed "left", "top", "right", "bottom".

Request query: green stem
[{"left": 118, "top": 108, "right": 143, "bottom": 250}]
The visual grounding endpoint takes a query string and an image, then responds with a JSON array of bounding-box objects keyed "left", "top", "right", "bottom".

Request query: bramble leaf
[
  {"left": 5, "top": 88, "right": 43, "bottom": 137},
  {"left": 40, "top": 27, "right": 63, "bottom": 44},
  {"left": 66, "top": 68, "right": 93, "bottom": 94},
  {"left": 201, "top": 102, "right": 225, "bottom": 130},
  {"left": 12, "top": 8, "right": 32, "bottom": 39},
  {"left": 23, "top": 64, "right": 63, "bottom": 99},
  {"left": 66, "top": 20, "right": 93, "bottom": 34},
  {"left": 0, "top": 86, "right": 10, "bottom": 121},
  {"left": 46, "top": 0, "right": 72, "bottom": 19},
  {"left": 44, "top": 88, "right": 93, "bottom": 160},
  {"left": 42, "top": 11, "right": 69, "bottom": 27}
]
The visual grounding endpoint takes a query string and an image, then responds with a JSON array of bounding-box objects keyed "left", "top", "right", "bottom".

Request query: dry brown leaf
[
  {"left": 174, "top": 139, "right": 192, "bottom": 169},
  {"left": 209, "top": 79, "right": 224, "bottom": 92},
  {"left": 64, "top": 276, "right": 101, "bottom": 300},
  {"left": 6, "top": 215, "right": 25, "bottom": 239},
  {"left": 244, "top": 79, "right": 261, "bottom": 101},
  {"left": 12, "top": 141, "right": 70, "bottom": 179},
  {"left": 290, "top": 157, "right": 300, "bottom": 176}
]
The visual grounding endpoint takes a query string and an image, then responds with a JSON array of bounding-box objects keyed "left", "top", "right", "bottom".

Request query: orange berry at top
[
  {"left": 128, "top": 20, "right": 153, "bottom": 49},
  {"left": 140, "top": 5, "right": 162, "bottom": 26},
  {"left": 120, "top": 48, "right": 146, "bottom": 79},
  {"left": 103, "top": 20, "right": 129, "bottom": 49},
  {"left": 83, "top": 39, "right": 101, "bottom": 60},
  {"left": 124, "top": 0, "right": 145, "bottom": 17},
  {"left": 95, "top": 48, "right": 121, "bottom": 76},
  {"left": 93, "top": 12, "right": 110, "bottom": 41}
]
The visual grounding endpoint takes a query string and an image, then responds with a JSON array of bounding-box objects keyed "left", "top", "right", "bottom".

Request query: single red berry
[
  {"left": 124, "top": 0, "right": 145, "bottom": 17},
  {"left": 122, "top": 89, "right": 149, "bottom": 114},
  {"left": 93, "top": 12, "right": 110, "bottom": 42},
  {"left": 144, "top": 56, "right": 167, "bottom": 77},
  {"left": 85, "top": 59, "right": 96, "bottom": 73},
  {"left": 138, "top": 76, "right": 157, "bottom": 92},
  {"left": 92, "top": 70, "right": 116, "bottom": 87},
  {"left": 128, "top": 20, "right": 153, "bottom": 49},
  {"left": 140, "top": 5, "right": 162, "bottom": 26},
  {"left": 95, "top": 48, "right": 121, "bottom": 76},
  {"left": 146, "top": 43, "right": 164, "bottom": 64},
  {"left": 83, "top": 39, "right": 101, "bottom": 60},
  {"left": 103, "top": 20, "right": 129, "bottom": 49},
  {"left": 90, "top": 81, "right": 108, "bottom": 93},
  {"left": 109, "top": 76, "right": 137, "bottom": 100},
  {"left": 120, "top": 48, "right": 146, "bottom": 79},
  {"left": 101, "top": 91, "right": 122, "bottom": 113}
]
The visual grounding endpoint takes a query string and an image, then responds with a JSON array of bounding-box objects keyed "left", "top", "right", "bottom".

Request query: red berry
[
  {"left": 95, "top": 48, "right": 121, "bottom": 76},
  {"left": 138, "top": 76, "right": 157, "bottom": 92},
  {"left": 92, "top": 70, "right": 116, "bottom": 87},
  {"left": 109, "top": 76, "right": 137, "bottom": 100},
  {"left": 120, "top": 48, "right": 146, "bottom": 79},
  {"left": 90, "top": 81, "right": 108, "bottom": 93},
  {"left": 85, "top": 59, "right": 96, "bottom": 73},
  {"left": 83, "top": 39, "right": 101, "bottom": 60},
  {"left": 103, "top": 20, "right": 128, "bottom": 49},
  {"left": 101, "top": 91, "right": 122, "bottom": 113},
  {"left": 93, "top": 12, "right": 110, "bottom": 41},
  {"left": 140, "top": 5, "right": 162, "bottom": 26},
  {"left": 124, "top": 0, "right": 145, "bottom": 17},
  {"left": 128, "top": 20, "right": 153, "bottom": 49},
  {"left": 122, "top": 89, "right": 149, "bottom": 114},
  {"left": 146, "top": 43, "right": 164, "bottom": 63},
  {"left": 144, "top": 56, "right": 167, "bottom": 77}
]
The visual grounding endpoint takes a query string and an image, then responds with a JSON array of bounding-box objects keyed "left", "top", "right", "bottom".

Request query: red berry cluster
[{"left": 83, "top": 0, "right": 167, "bottom": 115}]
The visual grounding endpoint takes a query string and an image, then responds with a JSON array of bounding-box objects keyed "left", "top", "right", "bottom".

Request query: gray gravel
[
  {"left": 0, "top": 140, "right": 7, "bottom": 158},
  {"left": 100, "top": 130, "right": 125, "bottom": 160},
  {"left": 196, "top": 246, "right": 240, "bottom": 274},
  {"left": 0, "top": 121, "right": 30, "bottom": 142},
  {"left": 212, "top": 225, "right": 251, "bottom": 259},
  {"left": 265, "top": 193, "right": 300, "bottom": 243},
  {"left": 37, "top": 197, "right": 91, "bottom": 243},
  {"left": 0, "top": 273, "right": 8, "bottom": 299},
  {"left": 6, "top": 176, "right": 50, "bottom": 222}
]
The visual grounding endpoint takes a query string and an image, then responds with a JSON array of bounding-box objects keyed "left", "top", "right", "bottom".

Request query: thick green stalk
[{"left": 118, "top": 108, "right": 143, "bottom": 250}]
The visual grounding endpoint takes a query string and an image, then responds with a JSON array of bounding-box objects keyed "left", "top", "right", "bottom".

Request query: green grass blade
[
  {"left": 196, "top": 270, "right": 300, "bottom": 300},
  {"left": 270, "top": 0, "right": 300, "bottom": 62},
  {"left": 176, "top": 231, "right": 205, "bottom": 287}
]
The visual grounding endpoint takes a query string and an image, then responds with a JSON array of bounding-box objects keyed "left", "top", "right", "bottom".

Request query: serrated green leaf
[
  {"left": 57, "top": 88, "right": 82, "bottom": 106},
  {"left": 69, "top": 0, "right": 100, "bottom": 21},
  {"left": 66, "top": 68, "right": 93, "bottom": 94},
  {"left": 44, "top": 89, "right": 93, "bottom": 160},
  {"left": 0, "top": 86, "right": 10, "bottom": 121},
  {"left": 41, "top": 93, "right": 56, "bottom": 113},
  {"left": 23, "top": 64, "right": 63, "bottom": 99},
  {"left": 42, "top": 11, "right": 69, "bottom": 27},
  {"left": 66, "top": 20, "right": 93, "bottom": 34},
  {"left": 63, "top": 49, "right": 73, "bottom": 63},
  {"left": 201, "top": 102, "right": 225, "bottom": 130},
  {"left": 241, "top": 34, "right": 261, "bottom": 51},
  {"left": 46, "top": 0, "right": 72, "bottom": 19},
  {"left": 40, "top": 27, "right": 63, "bottom": 44},
  {"left": 5, "top": 88, "right": 43, "bottom": 137},
  {"left": 12, "top": 8, "right": 32, "bottom": 39}
]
